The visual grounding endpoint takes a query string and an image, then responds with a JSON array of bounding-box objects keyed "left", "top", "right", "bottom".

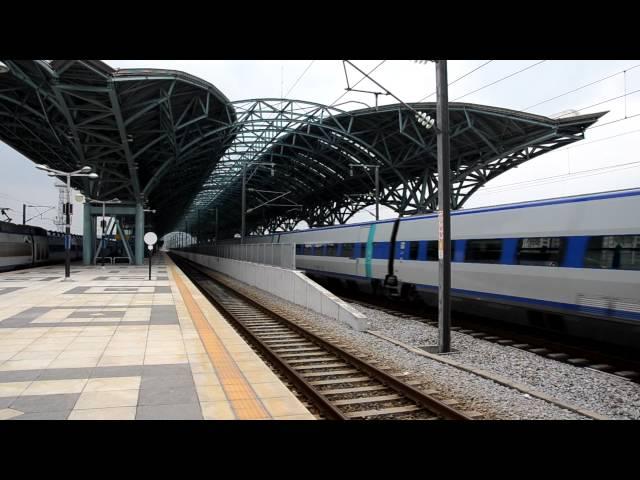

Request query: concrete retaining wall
[{"left": 173, "top": 251, "right": 368, "bottom": 331}]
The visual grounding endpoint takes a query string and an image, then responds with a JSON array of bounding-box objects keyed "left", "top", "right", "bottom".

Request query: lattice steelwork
[
  {"left": 182, "top": 100, "right": 606, "bottom": 240},
  {"left": 0, "top": 61, "right": 606, "bottom": 240},
  {"left": 0, "top": 60, "right": 236, "bottom": 235}
]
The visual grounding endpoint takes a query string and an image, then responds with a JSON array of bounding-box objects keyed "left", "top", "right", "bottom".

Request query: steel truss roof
[
  {"left": 0, "top": 60, "right": 236, "bottom": 234},
  {"left": 183, "top": 99, "right": 605, "bottom": 239},
  {"left": 0, "top": 61, "right": 606, "bottom": 239}
]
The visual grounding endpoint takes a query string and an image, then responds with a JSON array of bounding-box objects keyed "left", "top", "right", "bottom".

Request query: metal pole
[
  {"left": 215, "top": 207, "right": 219, "bottom": 244},
  {"left": 23, "top": 204, "right": 26, "bottom": 225},
  {"left": 149, "top": 247, "right": 152, "bottom": 281},
  {"left": 101, "top": 202, "right": 106, "bottom": 268},
  {"left": 374, "top": 166, "right": 380, "bottom": 221},
  {"left": 436, "top": 60, "right": 452, "bottom": 353},
  {"left": 65, "top": 175, "right": 71, "bottom": 279},
  {"left": 241, "top": 163, "right": 246, "bottom": 244}
]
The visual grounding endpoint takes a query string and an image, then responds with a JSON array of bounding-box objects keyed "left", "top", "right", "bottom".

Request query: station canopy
[
  {"left": 0, "top": 60, "right": 606, "bottom": 238},
  {"left": 0, "top": 60, "right": 236, "bottom": 233}
]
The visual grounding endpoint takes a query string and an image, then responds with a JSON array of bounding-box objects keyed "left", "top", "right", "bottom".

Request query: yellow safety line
[{"left": 167, "top": 257, "right": 270, "bottom": 420}]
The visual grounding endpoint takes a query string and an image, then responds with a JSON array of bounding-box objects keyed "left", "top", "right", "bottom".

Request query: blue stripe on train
[{"left": 300, "top": 267, "right": 640, "bottom": 322}]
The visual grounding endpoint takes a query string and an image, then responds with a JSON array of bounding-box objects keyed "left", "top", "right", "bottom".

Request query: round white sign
[{"left": 144, "top": 232, "right": 158, "bottom": 245}]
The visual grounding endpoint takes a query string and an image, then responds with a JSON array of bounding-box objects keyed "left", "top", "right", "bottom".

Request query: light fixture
[
  {"left": 75, "top": 194, "right": 85, "bottom": 203},
  {"left": 36, "top": 164, "right": 50, "bottom": 171},
  {"left": 127, "top": 134, "right": 134, "bottom": 143},
  {"left": 79, "top": 166, "right": 92, "bottom": 173},
  {"left": 0, "top": 61, "right": 10, "bottom": 74},
  {"left": 349, "top": 167, "right": 353, "bottom": 177},
  {"left": 88, "top": 172, "right": 99, "bottom": 179},
  {"left": 47, "top": 172, "right": 57, "bottom": 177}
]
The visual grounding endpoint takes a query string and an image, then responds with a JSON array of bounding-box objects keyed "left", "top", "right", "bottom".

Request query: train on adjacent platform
[
  {"left": 246, "top": 188, "right": 640, "bottom": 350},
  {"left": 0, "top": 221, "right": 83, "bottom": 271}
]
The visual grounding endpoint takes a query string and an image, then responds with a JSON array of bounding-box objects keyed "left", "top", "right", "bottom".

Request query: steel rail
[{"left": 171, "top": 254, "right": 471, "bottom": 420}]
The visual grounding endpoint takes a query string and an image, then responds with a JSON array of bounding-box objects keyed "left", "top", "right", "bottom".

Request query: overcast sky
[{"left": 1, "top": 60, "right": 639, "bottom": 234}]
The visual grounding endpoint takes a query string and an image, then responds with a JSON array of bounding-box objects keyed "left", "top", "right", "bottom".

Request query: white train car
[
  {"left": 0, "top": 221, "right": 83, "bottom": 271},
  {"left": 246, "top": 188, "right": 640, "bottom": 348}
]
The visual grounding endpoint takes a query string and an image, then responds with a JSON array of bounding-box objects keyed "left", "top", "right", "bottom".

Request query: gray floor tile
[
  {"left": 11, "top": 410, "right": 71, "bottom": 420},
  {"left": 140, "top": 374, "right": 195, "bottom": 389},
  {"left": 0, "top": 369, "right": 43, "bottom": 383},
  {"left": 11, "top": 393, "right": 80, "bottom": 413},
  {"left": 37, "top": 367, "right": 94, "bottom": 381},
  {"left": 138, "top": 385, "right": 199, "bottom": 406},
  {"left": 136, "top": 403, "right": 203, "bottom": 420},
  {"left": 0, "top": 306, "right": 51, "bottom": 327},
  {"left": 92, "top": 365, "right": 144, "bottom": 378},
  {"left": 150, "top": 316, "right": 178, "bottom": 325},
  {"left": 0, "top": 396, "right": 17, "bottom": 409}
]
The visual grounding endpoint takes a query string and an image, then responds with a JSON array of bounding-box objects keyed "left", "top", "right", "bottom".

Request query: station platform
[{"left": 0, "top": 254, "right": 314, "bottom": 420}]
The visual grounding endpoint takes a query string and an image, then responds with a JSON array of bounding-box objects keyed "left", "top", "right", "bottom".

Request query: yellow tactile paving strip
[{"left": 169, "top": 261, "right": 271, "bottom": 420}]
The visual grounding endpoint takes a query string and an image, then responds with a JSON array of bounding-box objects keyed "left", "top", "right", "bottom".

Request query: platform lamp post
[
  {"left": 415, "top": 59, "right": 452, "bottom": 353},
  {"left": 349, "top": 164, "right": 380, "bottom": 220},
  {"left": 76, "top": 195, "right": 121, "bottom": 268},
  {"left": 143, "top": 208, "right": 156, "bottom": 253},
  {"left": 35, "top": 164, "right": 99, "bottom": 280}
]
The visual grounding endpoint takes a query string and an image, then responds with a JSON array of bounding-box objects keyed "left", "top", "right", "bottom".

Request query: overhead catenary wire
[
  {"left": 417, "top": 60, "right": 494, "bottom": 102},
  {"left": 463, "top": 122, "right": 640, "bottom": 196},
  {"left": 284, "top": 60, "right": 316, "bottom": 98},
  {"left": 475, "top": 160, "right": 640, "bottom": 195},
  {"left": 523, "top": 63, "right": 640, "bottom": 112},
  {"left": 330, "top": 60, "right": 386, "bottom": 107},
  {"left": 555, "top": 87, "right": 640, "bottom": 118},
  {"left": 452, "top": 60, "right": 547, "bottom": 102},
  {"left": 586, "top": 112, "right": 640, "bottom": 130}
]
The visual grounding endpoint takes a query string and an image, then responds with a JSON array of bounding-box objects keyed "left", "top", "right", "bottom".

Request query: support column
[
  {"left": 82, "top": 202, "right": 93, "bottom": 265},
  {"left": 135, "top": 203, "right": 144, "bottom": 265}
]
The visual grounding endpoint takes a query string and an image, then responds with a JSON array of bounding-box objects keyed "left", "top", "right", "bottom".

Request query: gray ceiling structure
[{"left": 0, "top": 60, "right": 606, "bottom": 240}]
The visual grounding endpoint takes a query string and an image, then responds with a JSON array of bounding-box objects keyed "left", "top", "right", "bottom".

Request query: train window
[
  {"left": 517, "top": 237, "right": 564, "bottom": 267},
  {"left": 360, "top": 242, "right": 367, "bottom": 258},
  {"left": 465, "top": 239, "right": 502, "bottom": 264},
  {"left": 314, "top": 244, "right": 324, "bottom": 256},
  {"left": 326, "top": 243, "right": 337, "bottom": 256},
  {"left": 303, "top": 244, "right": 312, "bottom": 256},
  {"left": 584, "top": 235, "right": 640, "bottom": 270},
  {"left": 426, "top": 241, "right": 438, "bottom": 261},
  {"left": 341, "top": 243, "right": 354, "bottom": 258},
  {"left": 409, "top": 241, "right": 419, "bottom": 260}
]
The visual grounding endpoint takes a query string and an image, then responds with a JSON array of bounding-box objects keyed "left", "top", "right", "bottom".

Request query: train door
[{"left": 356, "top": 225, "right": 375, "bottom": 278}]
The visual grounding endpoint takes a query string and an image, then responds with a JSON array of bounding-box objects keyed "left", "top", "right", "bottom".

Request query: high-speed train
[
  {"left": 0, "top": 221, "right": 83, "bottom": 271},
  {"left": 245, "top": 188, "right": 640, "bottom": 349}
]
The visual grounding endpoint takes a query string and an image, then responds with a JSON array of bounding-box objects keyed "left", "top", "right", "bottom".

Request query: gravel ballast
[{"left": 206, "top": 268, "right": 640, "bottom": 420}]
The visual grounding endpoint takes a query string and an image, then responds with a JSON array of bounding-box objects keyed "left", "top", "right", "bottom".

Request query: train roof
[
  {"left": 0, "top": 221, "right": 48, "bottom": 236},
  {"left": 272, "top": 187, "right": 640, "bottom": 235},
  {"left": 0, "top": 221, "right": 83, "bottom": 238}
]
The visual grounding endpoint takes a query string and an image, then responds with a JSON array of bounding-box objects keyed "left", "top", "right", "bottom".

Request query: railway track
[
  {"left": 341, "top": 295, "right": 640, "bottom": 384},
  {"left": 172, "top": 255, "right": 471, "bottom": 420}
]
